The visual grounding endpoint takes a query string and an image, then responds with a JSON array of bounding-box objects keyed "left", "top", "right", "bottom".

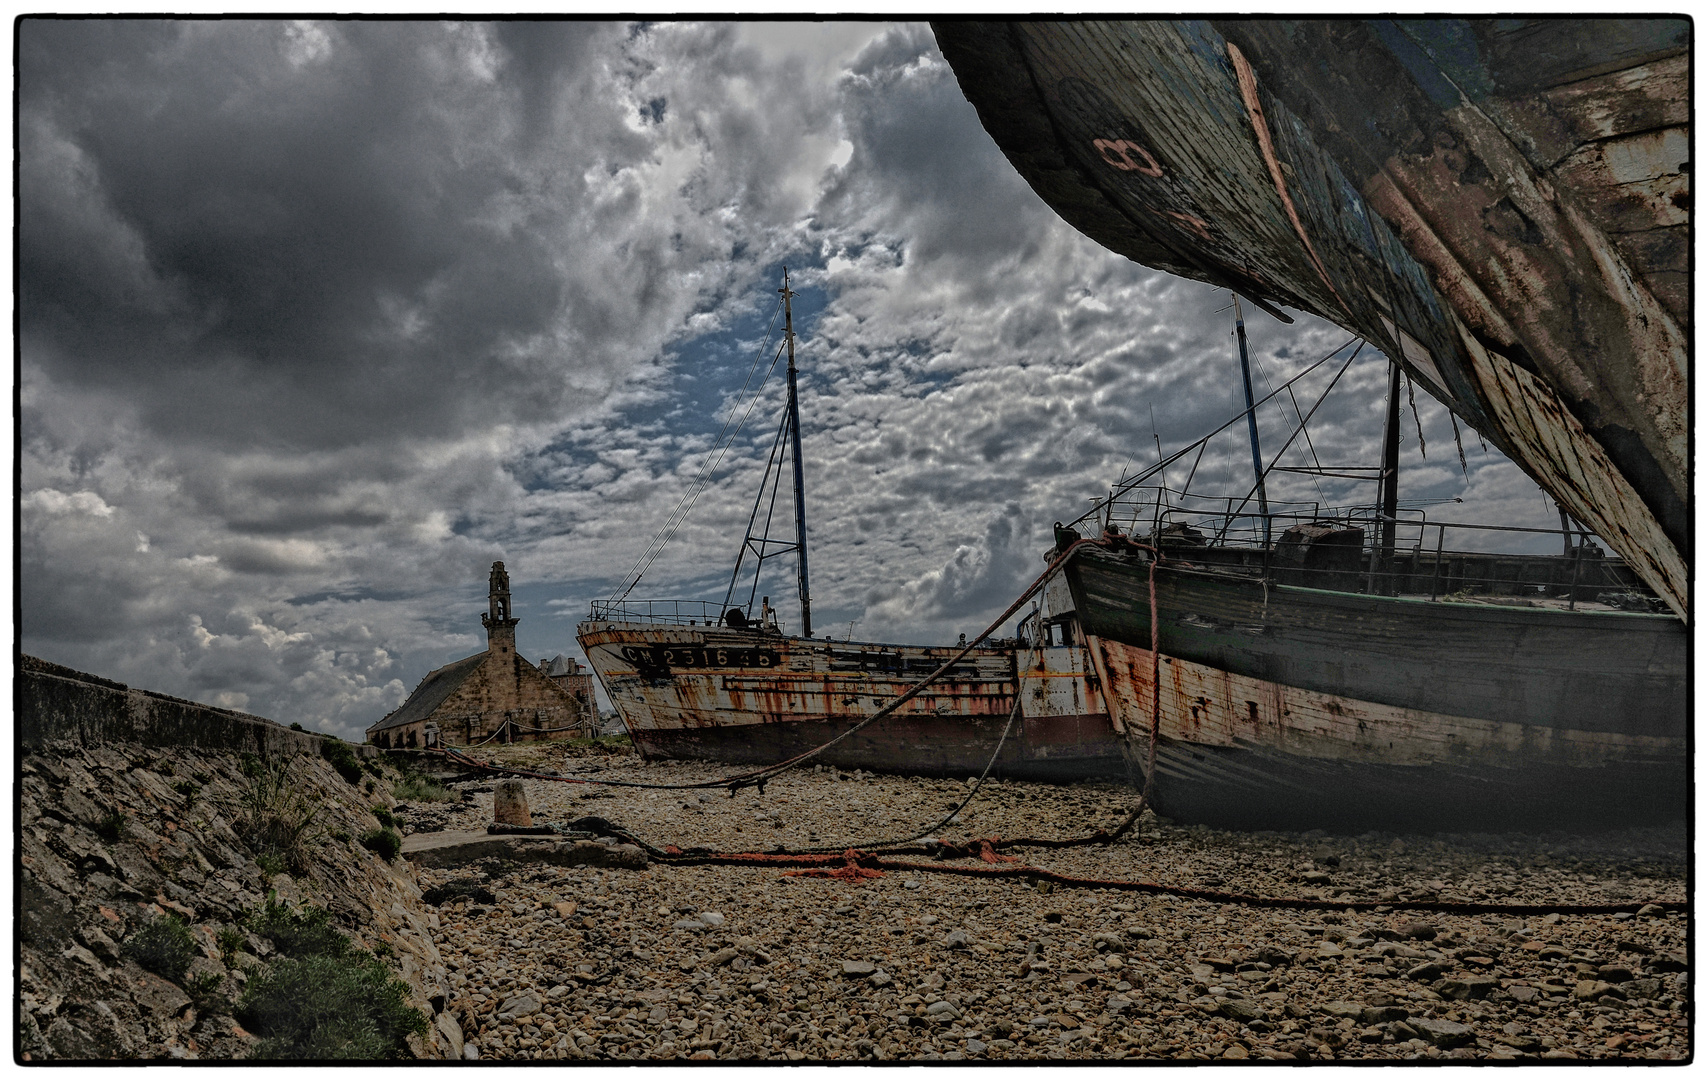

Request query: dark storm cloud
[
  {"left": 21, "top": 20, "right": 1551, "bottom": 735},
  {"left": 21, "top": 20, "right": 633, "bottom": 451}
]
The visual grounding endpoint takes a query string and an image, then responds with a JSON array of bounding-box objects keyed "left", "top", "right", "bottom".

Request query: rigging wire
[
  {"left": 1250, "top": 345, "right": 1329, "bottom": 507},
  {"left": 1069, "top": 333, "right": 1359, "bottom": 532},
  {"left": 612, "top": 303, "right": 787, "bottom": 601},
  {"left": 722, "top": 406, "right": 793, "bottom": 612}
]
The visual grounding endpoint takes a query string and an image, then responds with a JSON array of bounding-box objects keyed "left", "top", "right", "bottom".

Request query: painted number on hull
[
  {"left": 621, "top": 645, "right": 780, "bottom": 670},
  {"left": 1093, "top": 138, "right": 1163, "bottom": 176}
]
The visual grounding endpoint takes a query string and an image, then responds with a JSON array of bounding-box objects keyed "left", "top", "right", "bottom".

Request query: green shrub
[
  {"left": 256, "top": 852, "right": 287, "bottom": 879},
  {"left": 359, "top": 828, "right": 403, "bottom": 862},
  {"left": 289, "top": 722, "right": 306, "bottom": 732},
  {"left": 371, "top": 806, "right": 397, "bottom": 830},
  {"left": 236, "top": 953, "right": 428, "bottom": 1060},
  {"left": 320, "top": 739, "right": 364, "bottom": 785},
  {"left": 172, "top": 779, "right": 202, "bottom": 801},
  {"left": 392, "top": 775, "right": 457, "bottom": 803},
  {"left": 234, "top": 757, "right": 321, "bottom": 874},
  {"left": 246, "top": 896, "right": 351, "bottom": 961},
  {"left": 217, "top": 925, "right": 247, "bottom": 964},
  {"left": 126, "top": 914, "right": 197, "bottom": 982},
  {"left": 94, "top": 809, "right": 129, "bottom": 843}
]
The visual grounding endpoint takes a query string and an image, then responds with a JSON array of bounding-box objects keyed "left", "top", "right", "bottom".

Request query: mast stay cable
[{"left": 611, "top": 303, "right": 787, "bottom": 601}]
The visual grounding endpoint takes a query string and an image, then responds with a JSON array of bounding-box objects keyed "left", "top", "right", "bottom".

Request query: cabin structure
[{"left": 365, "top": 562, "right": 597, "bottom": 748}]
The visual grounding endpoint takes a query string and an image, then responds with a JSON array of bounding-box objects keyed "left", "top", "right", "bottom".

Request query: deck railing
[
  {"left": 586, "top": 599, "right": 729, "bottom": 626},
  {"left": 1066, "top": 484, "right": 1662, "bottom": 610}
]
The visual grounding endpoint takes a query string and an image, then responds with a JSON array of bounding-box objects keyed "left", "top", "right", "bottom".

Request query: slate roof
[{"left": 367, "top": 651, "right": 488, "bottom": 734}]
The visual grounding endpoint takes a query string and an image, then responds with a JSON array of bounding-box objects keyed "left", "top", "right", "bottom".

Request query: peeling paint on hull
[
  {"left": 934, "top": 19, "right": 1689, "bottom": 615},
  {"left": 1067, "top": 547, "right": 1687, "bottom": 830},
  {"left": 576, "top": 621, "right": 1125, "bottom": 781}
]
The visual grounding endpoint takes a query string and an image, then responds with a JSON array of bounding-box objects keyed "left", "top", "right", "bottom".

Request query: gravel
[{"left": 400, "top": 744, "right": 1688, "bottom": 1062}]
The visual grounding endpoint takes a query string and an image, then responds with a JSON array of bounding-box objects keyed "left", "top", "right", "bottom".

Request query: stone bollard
[{"left": 494, "top": 780, "right": 532, "bottom": 827}]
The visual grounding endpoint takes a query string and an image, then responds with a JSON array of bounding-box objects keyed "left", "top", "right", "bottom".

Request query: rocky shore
[{"left": 402, "top": 744, "right": 1690, "bottom": 1062}]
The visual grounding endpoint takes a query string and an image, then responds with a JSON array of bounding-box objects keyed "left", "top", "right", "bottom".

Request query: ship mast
[
  {"left": 781, "top": 269, "right": 813, "bottom": 637},
  {"left": 1377, "top": 359, "right": 1402, "bottom": 591},
  {"left": 1233, "top": 295, "right": 1270, "bottom": 548}
]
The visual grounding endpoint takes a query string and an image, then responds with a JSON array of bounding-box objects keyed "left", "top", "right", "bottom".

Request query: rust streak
[{"left": 1227, "top": 41, "right": 1352, "bottom": 317}]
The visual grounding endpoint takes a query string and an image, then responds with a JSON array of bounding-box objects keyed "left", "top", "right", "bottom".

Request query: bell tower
[{"left": 481, "top": 560, "right": 519, "bottom": 654}]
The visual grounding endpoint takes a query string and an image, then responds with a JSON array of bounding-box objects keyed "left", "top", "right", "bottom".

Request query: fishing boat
[
  {"left": 578, "top": 273, "right": 1123, "bottom": 781},
  {"left": 932, "top": 19, "right": 1688, "bottom": 617},
  {"left": 1051, "top": 307, "right": 1686, "bottom": 831}
]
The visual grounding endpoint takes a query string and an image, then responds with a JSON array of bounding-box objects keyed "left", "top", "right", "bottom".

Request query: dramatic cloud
[{"left": 21, "top": 20, "right": 1557, "bottom": 738}]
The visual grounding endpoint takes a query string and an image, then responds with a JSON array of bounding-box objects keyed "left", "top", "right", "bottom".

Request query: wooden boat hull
[
  {"left": 1066, "top": 547, "right": 1688, "bottom": 830},
  {"left": 577, "top": 621, "right": 1125, "bottom": 782},
  {"left": 933, "top": 20, "right": 1689, "bottom": 616}
]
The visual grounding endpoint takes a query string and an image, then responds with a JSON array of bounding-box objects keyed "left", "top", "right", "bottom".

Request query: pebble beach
[{"left": 398, "top": 743, "right": 1689, "bottom": 1062}]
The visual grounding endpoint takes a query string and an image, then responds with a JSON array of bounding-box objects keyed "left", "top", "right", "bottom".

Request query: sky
[{"left": 18, "top": 19, "right": 1576, "bottom": 739}]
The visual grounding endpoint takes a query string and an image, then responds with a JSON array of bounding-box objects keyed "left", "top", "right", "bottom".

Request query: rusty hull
[
  {"left": 932, "top": 20, "right": 1688, "bottom": 616},
  {"left": 1087, "top": 631, "right": 1688, "bottom": 831},
  {"left": 576, "top": 620, "right": 1125, "bottom": 781},
  {"left": 1062, "top": 543, "right": 1687, "bottom": 829}
]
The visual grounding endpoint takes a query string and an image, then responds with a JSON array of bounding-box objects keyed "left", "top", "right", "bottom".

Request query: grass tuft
[
  {"left": 233, "top": 756, "right": 322, "bottom": 875},
  {"left": 392, "top": 774, "right": 457, "bottom": 803}
]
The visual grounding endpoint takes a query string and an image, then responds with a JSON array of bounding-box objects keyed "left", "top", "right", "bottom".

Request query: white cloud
[{"left": 20, "top": 20, "right": 1560, "bottom": 739}]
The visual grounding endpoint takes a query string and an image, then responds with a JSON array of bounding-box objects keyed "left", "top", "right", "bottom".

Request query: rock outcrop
[{"left": 17, "top": 657, "right": 454, "bottom": 1061}]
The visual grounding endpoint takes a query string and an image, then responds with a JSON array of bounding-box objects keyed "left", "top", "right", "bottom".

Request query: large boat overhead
[{"left": 932, "top": 20, "right": 1688, "bottom": 617}]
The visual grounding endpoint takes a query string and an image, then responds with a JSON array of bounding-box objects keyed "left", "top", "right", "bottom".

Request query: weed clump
[
  {"left": 360, "top": 827, "right": 403, "bottom": 862},
  {"left": 234, "top": 756, "right": 321, "bottom": 874},
  {"left": 94, "top": 809, "right": 129, "bottom": 843},
  {"left": 187, "top": 971, "right": 228, "bottom": 1013},
  {"left": 320, "top": 738, "right": 364, "bottom": 784},
  {"left": 217, "top": 925, "right": 247, "bottom": 964},
  {"left": 125, "top": 914, "right": 198, "bottom": 982}
]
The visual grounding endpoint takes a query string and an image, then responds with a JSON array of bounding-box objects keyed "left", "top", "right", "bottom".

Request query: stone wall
[
  {"left": 432, "top": 652, "right": 588, "bottom": 744},
  {"left": 20, "top": 656, "right": 375, "bottom": 759},
  {"left": 17, "top": 658, "right": 455, "bottom": 1061}
]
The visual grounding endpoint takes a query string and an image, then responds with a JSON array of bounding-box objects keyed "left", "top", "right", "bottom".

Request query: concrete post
[{"left": 494, "top": 780, "right": 531, "bottom": 827}]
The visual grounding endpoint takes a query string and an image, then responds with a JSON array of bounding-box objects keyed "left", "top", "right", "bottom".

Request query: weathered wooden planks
[{"left": 933, "top": 19, "right": 1689, "bottom": 615}]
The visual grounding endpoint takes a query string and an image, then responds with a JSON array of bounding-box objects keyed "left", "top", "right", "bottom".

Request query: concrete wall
[{"left": 19, "top": 656, "right": 375, "bottom": 757}]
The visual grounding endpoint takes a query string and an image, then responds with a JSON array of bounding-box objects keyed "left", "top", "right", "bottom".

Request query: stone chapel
[{"left": 365, "top": 562, "right": 597, "bottom": 748}]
